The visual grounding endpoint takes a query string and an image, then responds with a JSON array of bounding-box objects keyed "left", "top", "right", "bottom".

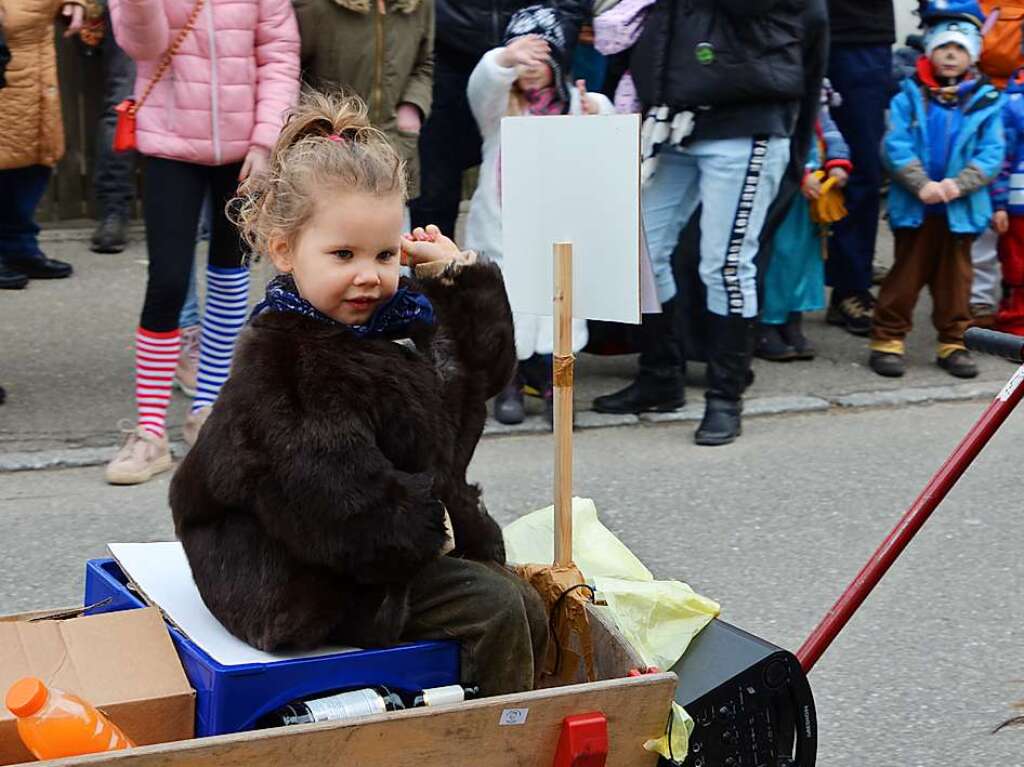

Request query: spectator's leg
[
  {"left": 409, "top": 55, "right": 481, "bottom": 237},
  {"left": 870, "top": 222, "right": 936, "bottom": 356},
  {"left": 693, "top": 136, "right": 789, "bottom": 446},
  {"left": 0, "top": 165, "right": 71, "bottom": 280},
  {"left": 969, "top": 227, "right": 1000, "bottom": 324},
  {"left": 826, "top": 44, "right": 892, "bottom": 325},
  {"left": 592, "top": 149, "right": 698, "bottom": 414},
  {"left": 135, "top": 158, "right": 206, "bottom": 438},
  {"left": 190, "top": 163, "right": 250, "bottom": 416},
  {"left": 931, "top": 229, "right": 974, "bottom": 354},
  {"left": 92, "top": 10, "right": 137, "bottom": 254},
  {"left": 403, "top": 557, "right": 549, "bottom": 696}
]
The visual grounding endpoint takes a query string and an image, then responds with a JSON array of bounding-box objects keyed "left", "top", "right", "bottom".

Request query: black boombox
[{"left": 660, "top": 619, "right": 817, "bottom": 767}]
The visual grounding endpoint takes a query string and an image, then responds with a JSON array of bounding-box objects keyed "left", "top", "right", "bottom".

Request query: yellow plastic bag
[
  {"left": 644, "top": 702, "right": 694, "bottom": 765},
  {"left": 503, "top": 498, "right": 720, "bottom": 671}
]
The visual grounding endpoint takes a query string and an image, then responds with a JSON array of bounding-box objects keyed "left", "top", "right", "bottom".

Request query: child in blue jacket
[
  {"left": 990, "top": 69, "right": 1024, "bottom": 335},
  {"left": 870, "top": 0, "right": 1004, "bottom": 379}
]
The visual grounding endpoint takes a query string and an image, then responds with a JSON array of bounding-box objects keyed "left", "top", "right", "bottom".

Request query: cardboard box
[{"left": 0, "top": 606, "right": 194, "bottom": 765}]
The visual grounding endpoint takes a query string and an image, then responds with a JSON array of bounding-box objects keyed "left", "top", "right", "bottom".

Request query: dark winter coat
[
  {"left": 169, "top": 263, "right": 516, "bottom": 652},
  {"left": 630, "top": 0, "right": 829, "bottom": 144},
  {"left": 435, "top": 0, "right": 589, "bottom": 66},
  {"left": 828, "top": 0, "right": 895, "bottom": 46}
]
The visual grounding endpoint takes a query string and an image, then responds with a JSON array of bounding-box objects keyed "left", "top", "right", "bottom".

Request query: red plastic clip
[
  {"left": 627, "top": 666, "right": 661, "bottom": 676},
  {"left": 552, "top": 712, "right": 609, "bottom": 767}
]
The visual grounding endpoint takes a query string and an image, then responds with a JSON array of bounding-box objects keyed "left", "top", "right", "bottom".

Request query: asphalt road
[{"left": 2, "top": 400, "right": 1022, "bottom": 765}]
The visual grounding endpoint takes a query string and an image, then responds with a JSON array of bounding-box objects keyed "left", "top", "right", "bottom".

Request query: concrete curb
[{"left": 0, "top": 381, "right": 1005, "bottom": 473}]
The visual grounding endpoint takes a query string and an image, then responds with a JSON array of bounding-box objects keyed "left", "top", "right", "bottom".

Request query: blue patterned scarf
[{"left": 251, "top": 274, "right": 435, "bottom": 338}]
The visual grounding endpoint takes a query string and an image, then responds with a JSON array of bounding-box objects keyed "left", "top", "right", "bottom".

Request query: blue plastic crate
[{"left": 84, "top": 558, "right": 460, "bottom": 737}]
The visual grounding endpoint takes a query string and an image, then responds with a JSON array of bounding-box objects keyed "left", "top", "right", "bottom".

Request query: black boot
[
  {"left": 754, "top": 323, "right": 796, "bottom": 361},
  {"left": 695, "top": 314, "right": 754, "bottom": 446},
  {"left": 91, "top": 213, "right": 128, "bottom": 254},
  {"left": 780, "top": 312, "right": 816, "bottom": 360},
  {"left": 493, "top": 368, "right": 526, "bottom": 425},
  {"left": 593, "top": 298, "right": 685, "bottom": 414}
]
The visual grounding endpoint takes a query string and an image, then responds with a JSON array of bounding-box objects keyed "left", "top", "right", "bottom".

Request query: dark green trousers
[{"left": 402, "top": 557, "right": 549, "bottom": 696}]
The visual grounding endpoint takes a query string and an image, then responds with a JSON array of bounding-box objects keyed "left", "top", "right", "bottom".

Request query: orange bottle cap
[{"left": 6, "top": 677, "right": 48, "bottom": 718}]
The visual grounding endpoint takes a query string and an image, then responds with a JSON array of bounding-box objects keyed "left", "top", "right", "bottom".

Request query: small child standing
[
  {"left": 464, "top": 5, "right": 613, "bottom": 425},
  {"left": 870, "top": 0, "right": 1005, "bottom": 379},
  {"left": 757, "top": 83, "right": 852, "bottom": 362},
  {"left": 991, "top": 69, "right": 1024, "bottom": 335}
]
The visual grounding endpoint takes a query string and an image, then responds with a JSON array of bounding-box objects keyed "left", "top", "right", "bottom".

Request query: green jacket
[{"left": 294, "top": 0, "right": 434, "bottom": 196}]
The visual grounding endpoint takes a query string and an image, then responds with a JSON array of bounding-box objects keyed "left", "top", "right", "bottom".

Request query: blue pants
[
  {"left": 178, "top": 194, "right": 213, "bottom": 328},
  {"left": 645, "top": 137, "right": 790, "bottom": 318},
  {"left": 0, "top": 165, "right": 51, "bottom": 259},
  {"left": 826, "top": 44, "right": 892, "bottom": 298}
]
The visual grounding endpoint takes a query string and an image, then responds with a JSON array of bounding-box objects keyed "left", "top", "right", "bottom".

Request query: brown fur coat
[{"left": 169, "top": 263, "right": 515, "bottom": 651}]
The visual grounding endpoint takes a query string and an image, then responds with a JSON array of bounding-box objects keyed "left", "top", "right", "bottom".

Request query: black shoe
[
  {"left": 0, "top": 385, "right": 5, "bottom": 405},
  {"left": 5, "top": 254, "right": 72, "bottom": 279},
  {"left": 937, "top": 349, "right": 978, "bottom": 379},
  {"left": 91, "top": 213, "right": 128, "bottom": 254},
  {"left": 827, "top": 292, "right": 874, "bottom": 336},
  {"left": 493, "top": 379, "right": 526, "bottom": 425},
  {"left": 592, "top": 374, "right": 685, "bottom": 414},
  {"left": 780, "top": 312, "right": 816, "bottom": 360},
  {"left": 694, "top": 396, "right": 742, "bottom": 446},
  {"left": 0, "top": 264, "right": 28, "bottom": 289},
  {"left": 754, "top": 324, "right": 797, "bottom": 361},
  {"left": 869, "top": 351, "right": 905, "bottom": 378}
]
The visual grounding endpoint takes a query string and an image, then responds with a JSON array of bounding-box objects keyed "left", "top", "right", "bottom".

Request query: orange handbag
[{"left": 113, "top": 0, "right": 206, "bottom": 152}]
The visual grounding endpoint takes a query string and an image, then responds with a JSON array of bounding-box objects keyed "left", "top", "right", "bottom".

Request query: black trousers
[
  {"left": 140, "top": 157, "right": 244, "bottom": 332},
  {"left": 408, "top": 54, "right": 483, "bottom": 237},
  {"left": 94, "top": 9, "right": 138, "bottom": 219}
]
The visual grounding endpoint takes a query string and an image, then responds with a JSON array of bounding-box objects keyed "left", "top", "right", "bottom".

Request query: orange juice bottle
[{"left": 5, "top": 677, "right": 135, "bottom": 759}]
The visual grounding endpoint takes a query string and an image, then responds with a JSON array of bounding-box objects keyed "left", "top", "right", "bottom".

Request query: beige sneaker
[
  {"left": 105, "top": 424, "right": 173, "bottom": 485},
  {"left": 183, "top": 405, "right": 212, "bottom": 447},
  {"left": 175, "top": 325, "right": 200, "bottom": 397}
]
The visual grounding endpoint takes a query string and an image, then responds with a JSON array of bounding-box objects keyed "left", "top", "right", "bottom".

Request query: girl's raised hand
[
  {"left": 576, "top": 79, "right": 599, "bottom": 115},
  {"left": 499, "top": 35, "right": 550, "bottom": 69},
  {"left": 61, "top": 3, "right": 84, "bottom": 37},
  {"left": 401, "top": 225, "right": 475, "bottom": 267}
]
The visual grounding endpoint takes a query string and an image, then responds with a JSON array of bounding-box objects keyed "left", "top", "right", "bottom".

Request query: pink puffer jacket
[{"left": 109, "top": 0, "right": 300, "bottom": 165}]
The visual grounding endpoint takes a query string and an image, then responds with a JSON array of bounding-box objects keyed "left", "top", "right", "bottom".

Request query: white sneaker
[
  {"left": 175, "top": 326, "right": 200, "bottom": 397},
  {"left": 183, "top": 405, "right": 212, "bottom": 447},
  {"left": 105, "top": 423, "right": 173, "bottom": 485}
]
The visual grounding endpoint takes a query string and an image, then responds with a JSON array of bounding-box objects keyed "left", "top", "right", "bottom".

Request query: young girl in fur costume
[{"left": 169, "top": 92, "right": 549, "bottom": 696}]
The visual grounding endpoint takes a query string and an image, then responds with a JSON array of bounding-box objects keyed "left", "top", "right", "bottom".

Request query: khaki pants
[
  {"left": 401, "top": 557, "right": 550, "bottom": 697},
  {"left": 871, "top": 216, "right": 973, "bottom": 355}
]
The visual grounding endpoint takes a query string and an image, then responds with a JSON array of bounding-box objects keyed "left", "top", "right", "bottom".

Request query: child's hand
[
  {"left": 939, "top": 178, "right": 961, "bottom": 201},
  {"left": 993, "top": 209, "right": 1010, "bottom": 234},
  {"left": 576, "top": 79, "right": 599, "bottom": 115},
  {"left": 498, "top": 35, "right": 550, "bottom": 69},
  {"left": 396, "top": 103, "right": 422, "bottom": 135},
  {"left": 801, "top": 172, "right": 823, "bottom": 200},
  {"left": 827, "top": 166, "right": 849, "bottom": 187},
  {"left": 402, "top": 225, "right": 474, "bottom": 267},
  {"left": 238, "top": 145, "right": 269, "bottom": 182},
  {"left": 918, "top": 181, "right": 947, "bottom": 205}
]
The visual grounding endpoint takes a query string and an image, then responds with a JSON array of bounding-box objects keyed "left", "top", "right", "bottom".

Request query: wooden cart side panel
[{"left": 35, "top": 673, "right": 678, "bottom": 767}]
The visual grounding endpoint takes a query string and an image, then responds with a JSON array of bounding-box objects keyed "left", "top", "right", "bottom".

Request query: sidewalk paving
[{"left": 0, "top": 225, "right": 1016, "bottom": 469}]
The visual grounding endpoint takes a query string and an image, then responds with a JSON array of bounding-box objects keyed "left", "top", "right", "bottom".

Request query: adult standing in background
[
  {"left": 0, "top": 0, "right": 82, "bottom": 290},
  {"left": 824, "top": 0, "right": 895, "bottom": 336},
  {"left": 409, "top": 0, "right": 589, "bottom": 238},
  {"left": 293, "top": 0, "right": 435, "bottom": 202}
]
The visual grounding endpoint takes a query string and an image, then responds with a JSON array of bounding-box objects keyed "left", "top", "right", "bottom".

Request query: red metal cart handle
[{"left": 797, "top": 331, "right": 1024, "bottom": 673}]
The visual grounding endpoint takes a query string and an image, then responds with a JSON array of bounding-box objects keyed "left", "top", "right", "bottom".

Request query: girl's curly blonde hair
[{"left": 231, "top": 91, "right": 407, "bottom": 257}]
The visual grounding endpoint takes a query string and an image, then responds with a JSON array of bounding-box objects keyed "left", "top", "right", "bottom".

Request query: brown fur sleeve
[{"left": 414, "top": 261, "right": 517, "bottom": 398}]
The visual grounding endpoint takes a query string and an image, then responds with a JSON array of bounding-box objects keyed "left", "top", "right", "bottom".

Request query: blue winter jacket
[{"left": 883, "top": 75, "right": 1004, "bottom": 234}]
